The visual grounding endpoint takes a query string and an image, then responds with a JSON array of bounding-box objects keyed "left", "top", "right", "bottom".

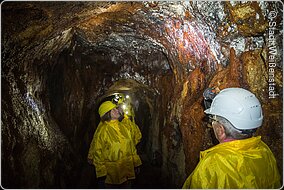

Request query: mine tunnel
[{"left": 1, "top": 1, "right": 283, "bottom": 189}]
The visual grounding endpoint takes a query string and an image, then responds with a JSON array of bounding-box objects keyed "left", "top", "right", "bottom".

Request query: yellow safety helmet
[{"left": 98, "top": 101, "right": 117, "bottom": 118}]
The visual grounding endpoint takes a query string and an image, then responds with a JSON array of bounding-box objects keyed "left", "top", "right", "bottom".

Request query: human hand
[
  {"left": 87, "top": 159, "right": 93, "bottom": 165},
  {"left": 134, "top": 166, "right": 141, "bottom": 175}
]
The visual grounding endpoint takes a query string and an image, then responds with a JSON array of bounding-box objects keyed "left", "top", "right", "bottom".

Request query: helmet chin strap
[{"left": 240, "top": 128, "right": 257, "bottom": 134}]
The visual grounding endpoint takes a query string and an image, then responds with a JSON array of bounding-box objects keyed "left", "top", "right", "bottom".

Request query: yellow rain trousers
[
  {"left": 88, "top": 118, "right": 142, "bottom": 184},
  {"left": 183, "top": 136, "right": 281, "bottom": 189}
]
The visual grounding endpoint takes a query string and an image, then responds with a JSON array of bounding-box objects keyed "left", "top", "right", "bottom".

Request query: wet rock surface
[{"left": 1, "top": 1, "right": 283, "bottom": 188}]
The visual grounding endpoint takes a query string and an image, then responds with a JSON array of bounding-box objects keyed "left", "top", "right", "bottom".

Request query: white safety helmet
[{"left": 204, "top": 88, "right": 263, "bottom": 130}]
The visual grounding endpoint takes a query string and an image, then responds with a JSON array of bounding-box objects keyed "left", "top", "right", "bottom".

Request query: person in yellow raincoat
[
  {"left": 183, "top": 88, "right": 281, "bottom": 189},
  {"left": 88, "top": 100, "right": 142, "bottom": 188}
]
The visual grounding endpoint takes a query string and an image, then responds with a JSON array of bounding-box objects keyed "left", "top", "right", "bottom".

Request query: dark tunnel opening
[
  {"left": 43, "top": 31, "right": 174, "bottom": 188},
  {"left": 95, "top": 80, "right": 164, "bottom": 188}
]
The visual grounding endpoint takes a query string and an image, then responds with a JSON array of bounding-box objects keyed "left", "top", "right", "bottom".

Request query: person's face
[
  {"left": 117, "top": 106, "right": 124, "bottom": 116},
  {"left": 111, "top": 106, "right": 124, "bottom": 121}
]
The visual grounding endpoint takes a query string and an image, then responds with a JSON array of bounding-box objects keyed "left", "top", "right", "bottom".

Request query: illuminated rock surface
[{"left": 1, "top": 1, "right": 282, "bottom": 188}]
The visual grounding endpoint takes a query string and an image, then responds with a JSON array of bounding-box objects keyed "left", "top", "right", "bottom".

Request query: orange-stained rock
[
  {"left": 226, "top": 2, "right": 268, "bottom": 36},
  {"left": 241, "top": 49, "right": 268, "bottom": 102},
  {"left": 258, "top": 102, "right": 283, "bottom": 177},
  {"left": 180, "top": 97, "right": 207, "bottom": 174},
  {"left": 208, "top": 48, "right": 243, "bottom": 91},
  {"left": 188, "top": 68, "right": 205, "bottom": 96}
]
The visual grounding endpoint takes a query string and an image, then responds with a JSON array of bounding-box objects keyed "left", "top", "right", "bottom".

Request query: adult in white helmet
[{"left": 183, "top": 87, "right": 281, "bottom": 189}]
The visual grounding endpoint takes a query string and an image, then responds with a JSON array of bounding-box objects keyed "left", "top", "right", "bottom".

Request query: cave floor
[{"left": 133, "top": 153, "right": 165, "bottom": 189}]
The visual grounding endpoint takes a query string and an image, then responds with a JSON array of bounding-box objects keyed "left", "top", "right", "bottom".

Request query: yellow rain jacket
[
  {"left": 182, "top": 136, "right": 281, "bottom": 189},
  {"left": 88, "top": 117, "right": 142, "bottom": 184}
]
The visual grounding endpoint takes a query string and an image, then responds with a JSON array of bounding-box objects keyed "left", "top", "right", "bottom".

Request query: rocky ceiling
[{"left": 1, "top": 1, "right": 283, "bottom": 188}]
